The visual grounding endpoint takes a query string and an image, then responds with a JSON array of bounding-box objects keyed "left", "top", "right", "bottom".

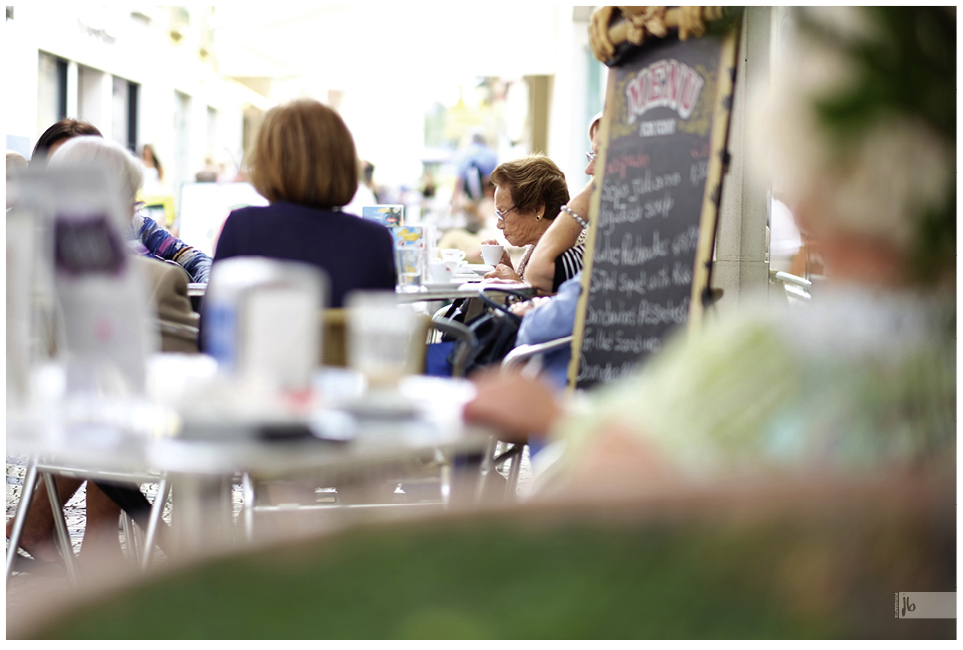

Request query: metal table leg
[
  {"left": 241, "top": 473, "right": 255, "bottom": 543},
  {"left": 141, "top": 478, "right": 170, "bottom": 571},
  {"left": 43, "top": 473, "right": 80, "bottom": 585},
  {"left": 505, "top": 444, "right": 525, "bottom": 501},
  {"left": 5, "top": 457, "right": 39, "bottom": 587},
  {"left": 473, "top": 436, "right": 499, "bottom": 504}
]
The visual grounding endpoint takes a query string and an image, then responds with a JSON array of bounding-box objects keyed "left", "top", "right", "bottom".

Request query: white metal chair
[
  {"left": 502, "top": 336, "right": 574, "bottom": 376},
  {"left": 770, "top": 270, "right": 813, "bottom": 306}
]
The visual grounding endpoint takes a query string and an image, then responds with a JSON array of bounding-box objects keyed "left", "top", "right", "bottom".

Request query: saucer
[
  {"left": 422, "top": 280, "right": 464, "bottom": 290},
  {"left": 461, "top": 264, "right": 494, "bottom": 275},
  {"left": 336, "top": 392, "right": 420, "bottom": 420}
]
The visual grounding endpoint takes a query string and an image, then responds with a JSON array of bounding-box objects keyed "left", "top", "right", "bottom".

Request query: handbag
[{"left": 448, "top": 287, "right": 530, "bottom": 375}]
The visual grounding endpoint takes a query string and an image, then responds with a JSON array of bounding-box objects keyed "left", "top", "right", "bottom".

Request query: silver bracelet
[{"left": 561, "top": 205, "right": 588, "bottom": 230}]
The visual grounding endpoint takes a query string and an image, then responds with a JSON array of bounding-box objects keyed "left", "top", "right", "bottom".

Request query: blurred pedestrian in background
[
  {"left": 451, "top": 131, "right": 497, "bottom": 214},
  {"left": 140, "top": 143, "right": 165, "bottom": 193},
  {"left": 342, "top": 160, "right": 378, "bottom": 218}
]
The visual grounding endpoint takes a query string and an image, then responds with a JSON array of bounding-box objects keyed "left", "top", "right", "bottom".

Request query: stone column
[{"left": 710, "top": 6, "right": 771, "bottom": 316}]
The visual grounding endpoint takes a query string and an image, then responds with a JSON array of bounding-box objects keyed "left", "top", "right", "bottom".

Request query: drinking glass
[{"left": 346, "top": 291, "right": 423, "bottom": 389}]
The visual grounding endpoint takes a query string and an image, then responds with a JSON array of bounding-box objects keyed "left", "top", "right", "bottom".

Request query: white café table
[
  {"left": 6, "top": 366, "right": 494, "bottom": 579},
  {"left": 188, "top": 279, "right": 537, "bottom": 304}
]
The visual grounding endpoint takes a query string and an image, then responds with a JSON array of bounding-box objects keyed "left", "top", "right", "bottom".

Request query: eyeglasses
[
  {"left": 494, "top": 205, "right": 518, "bottom": 221},
  {"left": 585, "top": 151, "right": 598, "bottom": 163}
]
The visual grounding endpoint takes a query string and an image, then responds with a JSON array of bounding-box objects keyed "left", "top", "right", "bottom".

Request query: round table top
[{"left": 7, "top": 368, "right": 492, "bottom": 480}]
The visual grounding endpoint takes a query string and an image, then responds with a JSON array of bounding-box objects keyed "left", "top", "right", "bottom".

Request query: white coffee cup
[
  {"left": 480, "top": 244, "right": 504, "bottom": 266},
  {"left": 440, "top": 249, "right": 466, "bottom": 263},
  {"left": 427, "top": 260, "right": 456, "bottom": 283}
]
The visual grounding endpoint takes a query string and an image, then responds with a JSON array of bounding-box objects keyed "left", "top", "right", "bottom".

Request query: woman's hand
[
  {"left": 510, "top": 296, "right": 550, "bottom": 317},
  {"left": 484, "top": 264, "right": 522, "bottom": 283},
  {"left": 463, "top": 369, "right": 563, "bottom": 441}
]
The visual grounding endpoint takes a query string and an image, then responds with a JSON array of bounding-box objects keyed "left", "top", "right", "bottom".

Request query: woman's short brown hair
[
  {"left": 490, "top": 155, "right": 570, "bottom": 221},
  {"left": 248, "top": 99, "right": 358, "bottom": 209}
]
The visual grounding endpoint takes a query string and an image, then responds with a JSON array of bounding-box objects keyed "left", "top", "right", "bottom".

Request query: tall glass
[
  {"left": 346, "top": 291, "right": 423, "bottom": 389},
  {"left": 390, "top": 225, "right": 427, "bottom": 290},
  {"left": 395, "top": 247, "right": 424, "bottom": 289}
]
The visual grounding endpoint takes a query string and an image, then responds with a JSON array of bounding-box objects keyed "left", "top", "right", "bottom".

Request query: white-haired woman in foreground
[
  {"left": 8, "top": 136, "right": 189, "bottom": 567},
  {"left": 464, "top": 6, "right": 956, "bottom": 496}
]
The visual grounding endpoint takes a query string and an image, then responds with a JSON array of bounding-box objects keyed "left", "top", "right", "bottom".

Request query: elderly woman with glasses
[{"left": 481, "top": 155, "right": 577, "bottom": 289}]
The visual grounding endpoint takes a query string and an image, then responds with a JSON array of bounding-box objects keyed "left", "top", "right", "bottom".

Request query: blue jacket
[
  {"left": 212, "top": 201, "right": 397, "bottom": 308},
  {"left": 516, "top": 271, "right": 582, "bottom": 388}
]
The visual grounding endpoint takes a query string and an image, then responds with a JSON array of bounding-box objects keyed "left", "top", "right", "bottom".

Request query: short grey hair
[{"left": 48, "top": 136, "right": 144, "bottom": 208}]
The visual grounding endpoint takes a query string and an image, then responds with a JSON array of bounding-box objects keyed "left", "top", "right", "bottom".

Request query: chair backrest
[
  {"left": 428, "top": 317, "right": 477, "bottom": 378},
  {"left": 133, "top": 256, "right": 199, "bottom": 354},
  {"left": 319, "top": 308, "right": 348, "bottom": 367},
  {"left": 502, "top": 336, "right": 573, "bottom": 376},
  {"left": 769, "top": 270, "right": 812, "bottom": 307}
]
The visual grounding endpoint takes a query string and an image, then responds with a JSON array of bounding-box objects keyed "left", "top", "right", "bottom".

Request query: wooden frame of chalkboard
[{"left": 568, "top": 13, "right": 741, "bottom": 391}]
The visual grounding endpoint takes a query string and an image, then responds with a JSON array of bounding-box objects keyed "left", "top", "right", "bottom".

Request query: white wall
[
  {"left": 2, "top": 6, "right": 264, "bottom": 210},
  {"left": 2, "top": 11, "right": 40, "bottom": 156},
  {"left": 5, "top": 7, "right": 606, "bottom": 206},
  {"left": 545, "top": 7, "right": 606, "bottom": 197}
]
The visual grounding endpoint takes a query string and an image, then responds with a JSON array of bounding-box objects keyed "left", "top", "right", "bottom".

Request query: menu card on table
[{"left": 362, "top": 205, "right": 404, "bottom": 227}]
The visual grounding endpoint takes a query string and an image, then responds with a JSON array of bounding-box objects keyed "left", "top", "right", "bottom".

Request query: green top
[{"left": 550, "top": 286, "right": 956, "bottom": 485}]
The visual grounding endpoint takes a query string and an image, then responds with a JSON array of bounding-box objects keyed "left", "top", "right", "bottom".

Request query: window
[
  {"left": 37, "top": 52, "right": 67, "bottom": 136},
  {"left": 112, "top": 76, "right": 139, "bottom": 152}
]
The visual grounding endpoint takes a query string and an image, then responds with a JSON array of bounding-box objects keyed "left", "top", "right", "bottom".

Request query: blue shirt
[
  {"left": 516, "top": 272, "right": 582, "bottom": 388},
  {"left": 213, "top": 201, "right": 397, "bottom": 308},
  {"left": 129, "top": 211, "right": 212, "bottom": 283}
]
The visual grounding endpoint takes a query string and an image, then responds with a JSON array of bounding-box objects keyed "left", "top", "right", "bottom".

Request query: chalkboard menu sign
[{"left": 569, "top": 23, "right": 739, "bottom": 389}]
